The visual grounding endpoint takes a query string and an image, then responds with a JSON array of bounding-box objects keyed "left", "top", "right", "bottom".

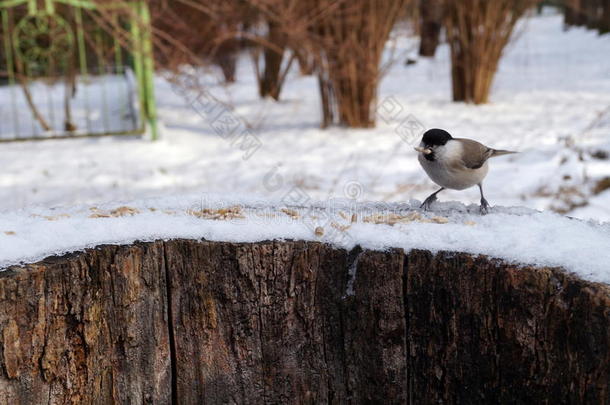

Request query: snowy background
[
  {"left": 0, "top": 13, "right": 609, "bottom": 219},
  {"left": 0, "top": 12, "right": 610, "bottom": 281}
]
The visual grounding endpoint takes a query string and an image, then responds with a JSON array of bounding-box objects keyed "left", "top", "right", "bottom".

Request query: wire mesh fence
[
  {"left": 0, "top": 0, "right": 156, "bottom": 141},
  {"left": 0, "top": 65, "right": 141, "bottom": 140}
]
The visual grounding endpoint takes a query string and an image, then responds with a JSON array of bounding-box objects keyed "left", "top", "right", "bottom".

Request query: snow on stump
[{"left": 0, "top": 239, "right": 608, "bottom": 404}]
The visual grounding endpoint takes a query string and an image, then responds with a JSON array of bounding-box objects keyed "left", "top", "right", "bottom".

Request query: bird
[{"left": 414, "top": 128, "right": 517, "bottom": 214}]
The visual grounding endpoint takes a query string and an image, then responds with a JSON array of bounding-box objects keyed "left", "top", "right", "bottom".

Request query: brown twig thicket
[
  {"left": 149, "top": 0, "right": 306, "bottom": 99},
  {"left": 444, "top": 0, "right": 538, "bottom": 104},
  {"left": 563, "top": 0, "right": 610, "bottom": 33},
  {"left": 106, "top": 1, "right": 558, "bottom": 125},
  {"left": 244, "top": 0, "right": 308, "bottom": 100},
  {"left": 147, "top": 0, "right": 249, "bottom": 82},
  {"left": 145, "top": 0, "right": 412, "bottom": 128},
  {"left": 307, "top": 0, "right": 410, "bottom": 128},
  {"left": 419, "top": 0, "right": 443, "bottom": 57}
]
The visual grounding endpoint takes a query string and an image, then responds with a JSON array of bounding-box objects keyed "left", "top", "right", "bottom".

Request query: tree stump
[{"left": 0, "top": 240, "right": 608, "bottom": 404}]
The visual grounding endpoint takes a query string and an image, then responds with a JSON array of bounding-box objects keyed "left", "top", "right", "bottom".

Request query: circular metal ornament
[{"left": 13, "top": 12, "right": 74, "bottom": 69}]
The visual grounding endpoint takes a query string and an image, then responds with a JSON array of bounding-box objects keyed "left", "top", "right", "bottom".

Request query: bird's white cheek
[{"left": 436, "top": 142, "right": 462, "bottom": 161}]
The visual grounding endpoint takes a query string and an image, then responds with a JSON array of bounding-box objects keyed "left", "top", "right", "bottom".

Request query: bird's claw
[
  {"left": 420, "top": 195, "right": 437, "bottom": 211},
  {"left": 480, "top": 198, "right": 490, "bottom": 215}
]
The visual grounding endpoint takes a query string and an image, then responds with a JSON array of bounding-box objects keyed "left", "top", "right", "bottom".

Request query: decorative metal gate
[{"left": 0, "top": 0, "right": 158, "bottom": 141}]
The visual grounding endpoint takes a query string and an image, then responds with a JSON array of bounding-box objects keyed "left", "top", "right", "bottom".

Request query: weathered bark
[
  {"left": 0, "top": 243, "right": 171, "bottom": 405},
  {"left": 0, "top": 240, "right": 608, "bottom": 404},
  {"left": 406, "top": 251, "right": 610, "bottom": 404}
]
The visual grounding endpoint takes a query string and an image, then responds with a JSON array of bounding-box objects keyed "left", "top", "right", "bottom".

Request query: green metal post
[
  {"left": 2, "top": 9, "right": 20, "bottom": 136},
  {"left": 130, "top": 3, "right": 146, "bottom": 135},
  {"left": 44, "top": 0, "right": 54, "bottom": 13},
  {"left": 137, "top": 0, "right": 158, "bottom": 140},
  {"left": 74, "top": 7, "right": 87, "bottom": 74},
  {"left": 74, "top": 7, "right": 88, "bottom": 74},
  {"left": 113, "top": 14, "right": 123, "bottom": 73},
  {"left": 95, "top": 29, "right": 110, "bottom": 133},
  {"left": 2, "top": 10, "right": 15, "bottom": 86},
  {"left": 74, "top": 6, "right": 91, "bottom": 132}
]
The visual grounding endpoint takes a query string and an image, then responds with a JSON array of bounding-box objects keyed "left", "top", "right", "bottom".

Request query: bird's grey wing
[{"left": 456, "top": 138, "right": 494, "bottom": 169}]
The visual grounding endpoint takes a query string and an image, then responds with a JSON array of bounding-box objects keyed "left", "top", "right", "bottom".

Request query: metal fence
[{"left": 0, "top": 0, "right": 158, "bottom": 141}]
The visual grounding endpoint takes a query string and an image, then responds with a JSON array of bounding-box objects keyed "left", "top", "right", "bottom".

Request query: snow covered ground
[{"left": 0, "top": 12, "right": 609, "bottom": 278}]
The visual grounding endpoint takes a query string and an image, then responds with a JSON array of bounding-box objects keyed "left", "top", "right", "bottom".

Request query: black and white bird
[{"left": 415, "top": 128, "right": 516, "bottom": 214}]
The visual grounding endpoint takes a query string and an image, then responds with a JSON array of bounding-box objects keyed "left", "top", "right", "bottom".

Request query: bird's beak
[{"left": 414, "top": 147, "right": 432, "bottom": 155}]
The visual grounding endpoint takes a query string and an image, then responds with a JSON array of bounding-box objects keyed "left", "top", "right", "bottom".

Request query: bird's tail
[{"left": 491, "top": 149, "right": 518, "bottom": 157}]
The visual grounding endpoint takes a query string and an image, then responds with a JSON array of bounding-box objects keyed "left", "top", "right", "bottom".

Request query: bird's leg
[
  {"left": 478, "top": 183, "right": 490, "bottom": 215},
  {"left": 420, "top": 187, "right": 444, "bottom": 211}
]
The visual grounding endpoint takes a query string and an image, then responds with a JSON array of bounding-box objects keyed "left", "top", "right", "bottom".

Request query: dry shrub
[
  {"left": 245, "top": 0, "right": 308, "bottom": 100},
  {"left": 148, "top": 0, "right": 249, "bottom": 81},
  {"left": 593, "top": 177, "right": 610, "bottom": 195},
  {"left": 141, "top": 0, "right": 412, "bottom": 126},
  {"left": 99, "top": 1, "right": 410, "bottom": 128},
  {"left": 444, "top": 0, "right": 538, "bottom": 104},
  {"left": 256, "top": 22, "right": 287, "bottom": 99},
  {"left": 564, "top": 0, "right": 610, "bottom": 33},
  {"left": 308, "top": 0, "right": 410, "bottom": 128},
  {"left": 419, "top": 0, "right": 443, "bottom": 57},
  {"left": 151, "top": 0, "right": 305, "bottom": 98}
]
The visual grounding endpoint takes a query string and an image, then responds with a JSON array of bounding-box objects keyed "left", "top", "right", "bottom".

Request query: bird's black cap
[{"left": 422, "top": 128, "right": 452, "bottom": 146}]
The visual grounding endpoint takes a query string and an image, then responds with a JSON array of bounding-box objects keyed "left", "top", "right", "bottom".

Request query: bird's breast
[{"left": 418, "top": 153, "right": 489, "bottom": 190}]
